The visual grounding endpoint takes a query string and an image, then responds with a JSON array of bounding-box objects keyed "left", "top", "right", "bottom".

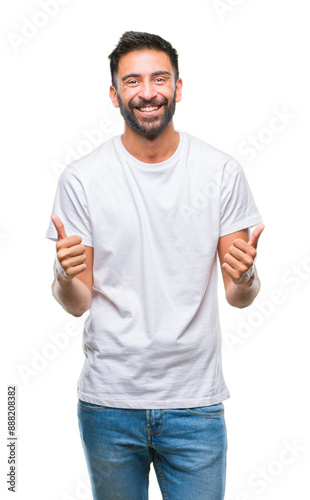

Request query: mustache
[{"left": 128, "top": 97, "right": 168, "bottom": 109}]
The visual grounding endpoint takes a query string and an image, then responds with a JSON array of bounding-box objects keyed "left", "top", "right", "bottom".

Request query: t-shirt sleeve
[
  {"left": 45, "top": 165, "right": 93, "bottom": 247},
  {"left": 219, "top": 157, "right": 263, "bottom": 237}
]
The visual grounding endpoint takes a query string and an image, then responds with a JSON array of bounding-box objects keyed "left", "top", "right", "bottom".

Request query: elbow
[
  {"left": 71, "top": 310, "right": 85, "bottom": 318},
  {"left": 228, "top": 298, "right": 255, "bottom": 309},
  {"left": 62, "top": 304, "right": 90, "bottom": 317},
  {"left": 68, "top": 301, "right": 92, "bottom": 317},
  {"left": 225, "top": 294, "right": 247, "bottom": 309},
  {"left": 51, "top": 277, "right": 92, "bottom": 317},
  {"left": 225, "top": 278, "right": 261, "bottom": 309}
]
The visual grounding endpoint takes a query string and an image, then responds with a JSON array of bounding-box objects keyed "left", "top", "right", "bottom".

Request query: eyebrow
[{"left": 121, "top": 70, "right": 172, "bottom": 82}]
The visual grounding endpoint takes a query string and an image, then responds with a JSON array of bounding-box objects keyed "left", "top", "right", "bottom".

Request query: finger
[
  {"left": 57, "top": 243, "right": 86, "bottom": 259},
  {"left": 222, "top": 262, "right": 243, "bottom": 282},
  {"left": 56, "top": 235, "right": 83, "bottom": 251},
  {"left": 223, "top": 254, "right": 249, "bottom": 276},
  {"left": 64, "top": 263, "right": 87, "bottom": 279},
  {"left": 51, "top": 214, "right": 67, "bottom": 241},
  {"left": 227, "top": 246, "right": 255, "bottom": 267},
  {"left": 60, "top": 254, "right": 87, "bottom": 269},
  {"left": 248, "top": 224, "right": 265, "bottom": 249},
  {"left": 232, "top": 238, "right": 256, "bottom": 256}
]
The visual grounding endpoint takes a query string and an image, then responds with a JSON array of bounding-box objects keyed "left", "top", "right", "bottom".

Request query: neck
[{"left": 120, "top": 122, "right": 180, "bottom": 164}]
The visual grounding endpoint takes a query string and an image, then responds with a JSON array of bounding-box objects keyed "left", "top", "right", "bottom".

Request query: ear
[
  {"left": 109, "top": 85, "right": 120, "bottom": 108},
  {"left": 175, "top": 78, "right": 183, "bottom": 103}
]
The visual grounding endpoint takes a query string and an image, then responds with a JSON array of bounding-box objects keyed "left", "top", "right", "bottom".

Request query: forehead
[{"left": 117, "top": 49, "right": 173, "bottom": 79}]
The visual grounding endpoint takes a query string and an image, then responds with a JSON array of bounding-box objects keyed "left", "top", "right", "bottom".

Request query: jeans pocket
[
  {"left": 184, "top": 402, "right": 224, "bottom": 417},
  {"left": 78, "top": 399, "right": 108, "bottom": 411}
]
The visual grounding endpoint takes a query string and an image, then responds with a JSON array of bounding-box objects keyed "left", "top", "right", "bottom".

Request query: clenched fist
[
  {"left": 51, "top": 214, "right": 87, "bottom": 280},
  {"left": 222, "top": 223, "right": 265, "bottom": 285}
]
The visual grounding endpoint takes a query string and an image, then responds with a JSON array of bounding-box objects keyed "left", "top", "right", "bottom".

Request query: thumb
[
  {"left": 51, "top": 214, "right": 67, "bottom": 241},
  {"left": 248, "top": 223, "right": 265, "bottom": 249}
]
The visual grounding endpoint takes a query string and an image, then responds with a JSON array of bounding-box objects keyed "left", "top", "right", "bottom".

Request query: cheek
[
  {"left": 124, "top": 91, "right": 141, "bottom": 107},
  {"left": 164, "top": 87, "right": 176, "bottom": 101}
]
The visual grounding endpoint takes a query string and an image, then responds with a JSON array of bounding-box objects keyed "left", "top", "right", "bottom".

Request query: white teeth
[{"left": 139, "top": 106, "right": 159, "bottom": 112}]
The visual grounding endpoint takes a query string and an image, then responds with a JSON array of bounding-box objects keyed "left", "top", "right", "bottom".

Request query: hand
[
  {"left": 51, "top": 214, "right": 87, "bottom": 280},
  {"left": 222, "top": 224, "right": 265, "bottom": 285}
]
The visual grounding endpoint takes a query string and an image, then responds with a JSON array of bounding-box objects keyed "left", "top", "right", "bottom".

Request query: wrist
[
  {"left": 54, "top": 254, "right": 72, "bottom": 284},
  {"left": 226, "top": 265, "right": 260, "bottom": 308},
  {"left": 233, "top": 264, "right": 256, "bottom": 288}
]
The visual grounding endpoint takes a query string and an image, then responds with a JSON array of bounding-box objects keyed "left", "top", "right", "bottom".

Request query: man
[{"left": 46, "top": 31, "right": 264, "bottom": 500}]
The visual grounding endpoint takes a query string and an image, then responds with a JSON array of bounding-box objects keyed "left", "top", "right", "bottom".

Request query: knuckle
[
  {"left": 233, "top": 271, "right": 240, "bottom": 280},
  {"left": 61, "top": 265, "right": 70, "bottom": 276},
  {"left": 224, "top": 253, "right": 231, "bottom": 263},
  {"left": 234, "top": 238, "right": 244, "bottom": 247},
  {"left": 61, "top": 258, "right": 69, "bottom": 269},
  {"left": 57, "top": 254, "right": 64, "bottom": 265},
  {"left": 65, "top": 267, "right": 74, "bottom": 277},
  {"left": 58, "top": 249, "right": 68, "bottom": 261},
  {"left": 67, "top": 235, "right": 80, "bottom": 245},
  {"left": 245, "top": 255, "right": 253, "bottom": 266}
]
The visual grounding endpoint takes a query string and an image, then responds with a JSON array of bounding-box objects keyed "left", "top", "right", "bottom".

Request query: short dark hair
[{"left": 108, "top": 31, "right": 179, "bottom": 89}]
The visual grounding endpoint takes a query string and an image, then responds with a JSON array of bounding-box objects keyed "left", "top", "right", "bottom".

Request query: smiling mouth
[{"left": 135, "top": 105, "right": 163, "bottom": 115}]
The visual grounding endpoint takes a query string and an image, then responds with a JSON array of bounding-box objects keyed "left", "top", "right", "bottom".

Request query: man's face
[{"left": 110, "top": 50, "right": 182, "bottom": 136}]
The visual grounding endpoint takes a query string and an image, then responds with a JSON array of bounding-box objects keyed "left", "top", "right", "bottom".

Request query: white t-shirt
[{"left": 46, "top": 131, "right": 263, "bottom": 409}]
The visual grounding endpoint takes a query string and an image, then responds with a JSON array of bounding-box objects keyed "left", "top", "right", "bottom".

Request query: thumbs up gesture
[
  {"left": 248, "top": 223, "right": 265, "bottom": 250},
  {"left": 222, "top": 224, "right": 265, "bottom": 285},
  {"left": 51, "top": 214, "right": 87, "bottom": 280}
]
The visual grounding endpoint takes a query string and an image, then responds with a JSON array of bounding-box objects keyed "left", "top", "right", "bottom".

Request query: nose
[{"left": 138, "top": 80, "right": 157, "bottom": 101}]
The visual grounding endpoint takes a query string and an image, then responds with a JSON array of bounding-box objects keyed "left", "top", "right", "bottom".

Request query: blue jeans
[{"left": 77, "top": 399, "right": 228, "bottom": 499}]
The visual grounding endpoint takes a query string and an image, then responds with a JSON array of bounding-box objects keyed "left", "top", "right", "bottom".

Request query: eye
[
  {"left": 155, "top": 77, "right": 165, "bottom": 82},
  {"left": 128, "top": 79, "right": 138, "bottom": 84}
]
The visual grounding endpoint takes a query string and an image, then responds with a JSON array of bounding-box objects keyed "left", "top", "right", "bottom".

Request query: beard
[{"left": 116, "top": 90, "right": 177, "bottom": 137}]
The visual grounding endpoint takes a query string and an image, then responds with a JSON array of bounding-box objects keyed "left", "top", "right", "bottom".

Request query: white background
[{"left": 1, "top": 0, "right": 309, "bottom": 498}]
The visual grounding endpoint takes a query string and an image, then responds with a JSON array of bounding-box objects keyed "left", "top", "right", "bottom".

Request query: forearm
[
  {"left": 51, "top": 259, "right": 92, "bottom": 317},
  {"left": 225, "top": 264, "right": 261, "bottom": 308}
]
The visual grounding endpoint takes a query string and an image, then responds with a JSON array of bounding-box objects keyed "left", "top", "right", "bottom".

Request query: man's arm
[
  {"left": 51, "top": 215, "right": 93, "bottom": 317},
  {"left": 217, "top": 224, "right": 264, "bottom": 308}
]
